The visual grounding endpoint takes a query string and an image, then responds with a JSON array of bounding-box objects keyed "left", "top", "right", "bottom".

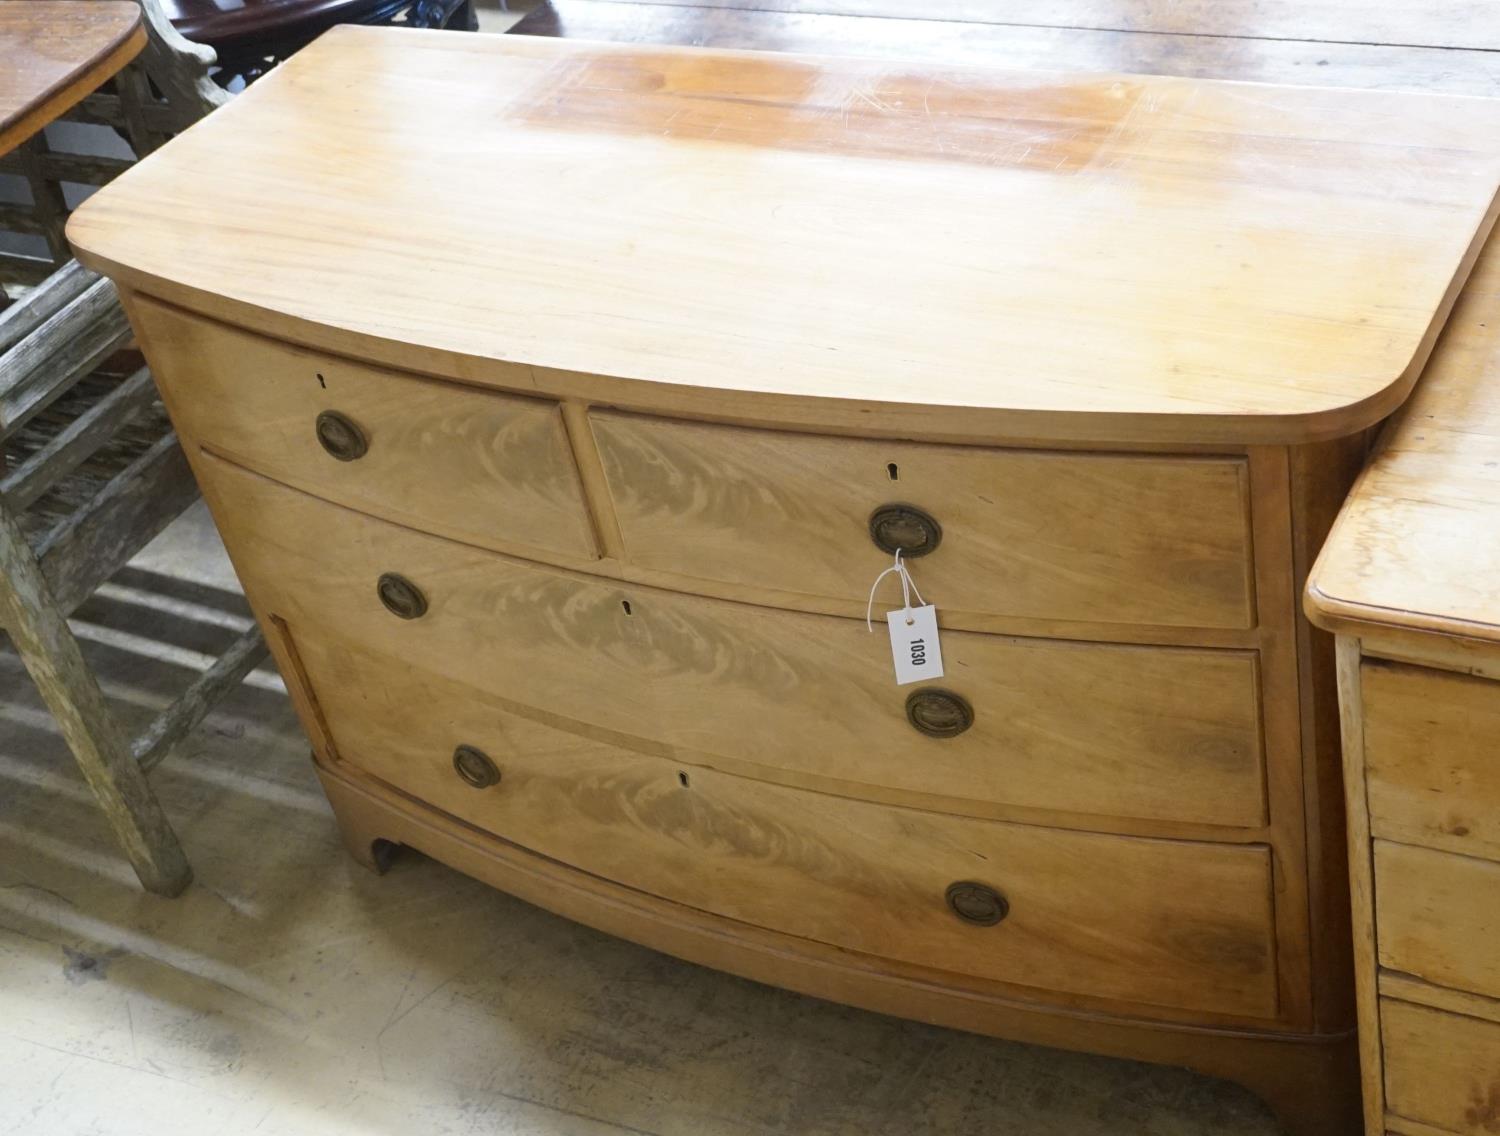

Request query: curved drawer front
[
  {"left": 590, "top": 411, "right": 1255, "bottom": 630},
  {"left": 128, "top": 296, "right": 598, "bottom": 562},
  {"left": 201, "top": 455, "right": 1266, "bottom": 828},
  {"left": 294, "top": 629, "right": 1278, "bottom": 1019}
]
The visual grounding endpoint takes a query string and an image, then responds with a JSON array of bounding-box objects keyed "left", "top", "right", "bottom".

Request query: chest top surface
[{"left": 66, "top": 27, "right": 1500, "bottom": 443}]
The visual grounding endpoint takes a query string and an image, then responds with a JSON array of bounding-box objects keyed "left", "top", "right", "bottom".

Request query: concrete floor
[{"left": 0, "top": 503, "right": 1288, "bottom": 1135}]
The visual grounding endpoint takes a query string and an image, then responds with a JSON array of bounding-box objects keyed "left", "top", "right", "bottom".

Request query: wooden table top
[
  {"left": 66, "top": 27, "right": 1500, "bottom": 445},
  {"left": 517, "top": 0, "right": 1500, "bottom": 56},
  {"left": 0, "top": 0, "right": 145, "bottom": 155},
  {"left": 514, "top": 0, "right": 1500, "bottom": 97},
  {"left": 160, "top": 0, "right": 400, "bottom": 49}
]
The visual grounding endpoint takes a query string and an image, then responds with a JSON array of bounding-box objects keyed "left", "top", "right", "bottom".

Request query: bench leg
[{"left": 0, "top": 501, "right": 191, "bottom": 896}]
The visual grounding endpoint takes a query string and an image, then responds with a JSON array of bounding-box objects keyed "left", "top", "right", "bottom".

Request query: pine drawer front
[
  {"left": 200, "top": 454, "right": 1267, "bottom": 829},
  {"left": 589, "top": 411, "right": 1255, "bottom": 631},
  {"left": 291, "top": 627, "right": 1279, "bottom": 1019},
  {"left": 1382, "top": 999, "right": 1500, "bottom": 1135},
  {"left": 128, "top": 295, "right": 598, "bottom": 562},
  {"left": 1375, "top": 841, "right": 1500, "bottom": 1002},
  {"left": 1362, "top": 661, "right": 1500, "bottom": 860}
]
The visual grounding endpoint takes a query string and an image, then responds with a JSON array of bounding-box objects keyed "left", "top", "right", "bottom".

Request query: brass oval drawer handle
[
  {"left": 377, "top": 572, "right": 427, "bottom": 619},
  {"left": 869, "top": 503, "right": 942, "bottom": 558},
  {"left": 946, "top": 881, "right": 1009, "bottom": 927},
  {"left": 905, "top": 688, "right": 973, "bottom": 738},
  {"left": 315, "top": 409, "right": 368, "bottom": 461},
  {"left": 452, "top": 744, "right": 500, "bottom": 788}
]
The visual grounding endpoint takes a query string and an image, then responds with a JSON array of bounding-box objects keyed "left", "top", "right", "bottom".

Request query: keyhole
[
  {"left": 886, "top": 462, "right": 899, "bottom": 481},
  {"left": 621, "top": 600, "right": 632, "bottom": 616},
  {"left": 315, "top": 372, "right": 326, "bottom": 389},
  {"left": 678, "top": 771, "right": 690, "bottom": 788}
]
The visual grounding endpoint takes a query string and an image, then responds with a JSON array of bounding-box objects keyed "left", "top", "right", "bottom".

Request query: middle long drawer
[{"left": 200, "top": 452, "right": 1267, "bottom": 829}]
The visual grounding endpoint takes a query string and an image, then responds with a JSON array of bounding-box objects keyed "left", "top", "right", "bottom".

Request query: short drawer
[
  {"left": 589, "top": 411, "right": 1255, "bottom": 630},
  {"left": 292, "top": 626, "right": 1278, "bottom": 1019},
  {"left": 1382, "top": 998, "right": 1500, "bottom": 1135},
  {"left": 201, "top": 453, "right": 1268, "bottom": 829},
  {"left": 128, "top": 295, "right": 598, "bottom": 561},
  {"left": 1362, "top": 661, "right": 1500, "bottom": 859},
  {"left": 1376, "top": 840, "right": 1500, "bottom": 1002}
]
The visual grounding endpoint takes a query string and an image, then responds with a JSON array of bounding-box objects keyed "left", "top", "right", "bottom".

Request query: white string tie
[{"left": 866, "top": 548, "right": 926, "bottom": 632}]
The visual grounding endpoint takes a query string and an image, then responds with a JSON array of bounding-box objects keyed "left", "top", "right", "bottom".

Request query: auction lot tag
[{"left": 887, "top": 602, "right": 944, "bottom": 685}]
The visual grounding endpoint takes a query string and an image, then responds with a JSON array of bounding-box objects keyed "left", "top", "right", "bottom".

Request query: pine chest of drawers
[
  {"left": 1309, "top": 230, "right": 1500, "bottom": 1135},
  {"left": 67, "top": 28, "right": 1500, "bottom": 1135}
]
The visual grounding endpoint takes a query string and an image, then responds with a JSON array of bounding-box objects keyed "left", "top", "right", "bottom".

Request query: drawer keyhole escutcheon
[
  {"left": 452, "top": 745, "right": 500, "bottom": 788},
  {"left": 905, "top": 688, "right": 973, "bottom": 738},
  {"left": 315, "top": 409, "right": 368, "bottom": 461},
  {"left": 869, "top": 503, "right": 942, "bottom": 557},
  {"left": 377, "top": 572, "right": 428, "bottom": 620},
  {"left": 945, "top": 881, "right": 1009, "bottom": 926}
]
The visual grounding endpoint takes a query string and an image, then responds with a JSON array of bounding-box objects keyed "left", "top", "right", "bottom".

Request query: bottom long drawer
[{"left": 286, "top": 627, "right": 1280, "bottom": 1021}]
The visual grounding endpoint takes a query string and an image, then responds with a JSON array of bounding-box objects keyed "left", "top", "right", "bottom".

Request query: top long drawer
[
  {"left": 589, "top": 412, "right": 1255, "bottom": 631},
  {"left": 128, "top": 297, "right": 599, "bottom": 562}
]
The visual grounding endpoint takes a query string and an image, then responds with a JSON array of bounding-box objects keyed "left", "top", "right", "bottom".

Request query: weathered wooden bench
[{"left": 0, "top": 0, "right": 265, "bottom": 897}]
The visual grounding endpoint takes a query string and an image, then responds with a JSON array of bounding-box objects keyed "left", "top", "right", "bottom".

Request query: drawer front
[
  {"left": 1363, "top": 661, "right": 1500, "bottom": 859},
  {"left": 129, "top": 295, "right": 598, "bottom": 561},
  {"left": 590, "top": 411, "right": 1255, "bottom": 630},
  {"left": 294, "top": 628, "right": 1278, "bottom": 1019},
  {"left": 1376, "top": 840, "right": 1500, "bottom": 1002},
  {"left": 201, "top": 454, "right": 1267, "bottom": 829},
  {"left": 1382, "top": 999, "right": 1500, "bottom": 1135}
]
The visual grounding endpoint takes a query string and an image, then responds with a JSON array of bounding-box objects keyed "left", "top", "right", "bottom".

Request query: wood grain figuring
[
  {"left": 66, "top": 29, "right": 1500, "bottom": 445},
  {"left": 296, "top": 627, "right": 1279, "bottom": 1018},
  {"left": 1382, "top": 999, "right": 1500, "bottom": 1136},
  {"left": 1361, "top": 661, "right": 1500, "bottom": 861},
  {"left": 1375, "top": 841, "right": 1500, "bottom": 1005},
  {"left": 0, "top": 1, "right": 144, "bottom": 155},
  {"left": 195, "top": 452, "right": 1269, "bottom": 830},
  {"left": 127, "top": 296, "right": 599, "bottom": 562},
  {"left": 590, "top": 411, "right": 1254, "bottom": 630}
]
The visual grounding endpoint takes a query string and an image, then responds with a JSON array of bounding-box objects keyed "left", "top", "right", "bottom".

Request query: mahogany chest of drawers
[{"left": 68, "top": 28, "right": 1500, "bottom": 1135}]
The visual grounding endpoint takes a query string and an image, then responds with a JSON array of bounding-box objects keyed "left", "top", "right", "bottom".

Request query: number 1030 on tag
[{"left": 887, "top": 604, "right": 945, "bottom": 685}]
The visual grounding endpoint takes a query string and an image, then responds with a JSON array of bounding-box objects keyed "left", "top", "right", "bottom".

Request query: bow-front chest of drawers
[{"left": 67, "top": 28, "right": 1500, "bottom": 1135}]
